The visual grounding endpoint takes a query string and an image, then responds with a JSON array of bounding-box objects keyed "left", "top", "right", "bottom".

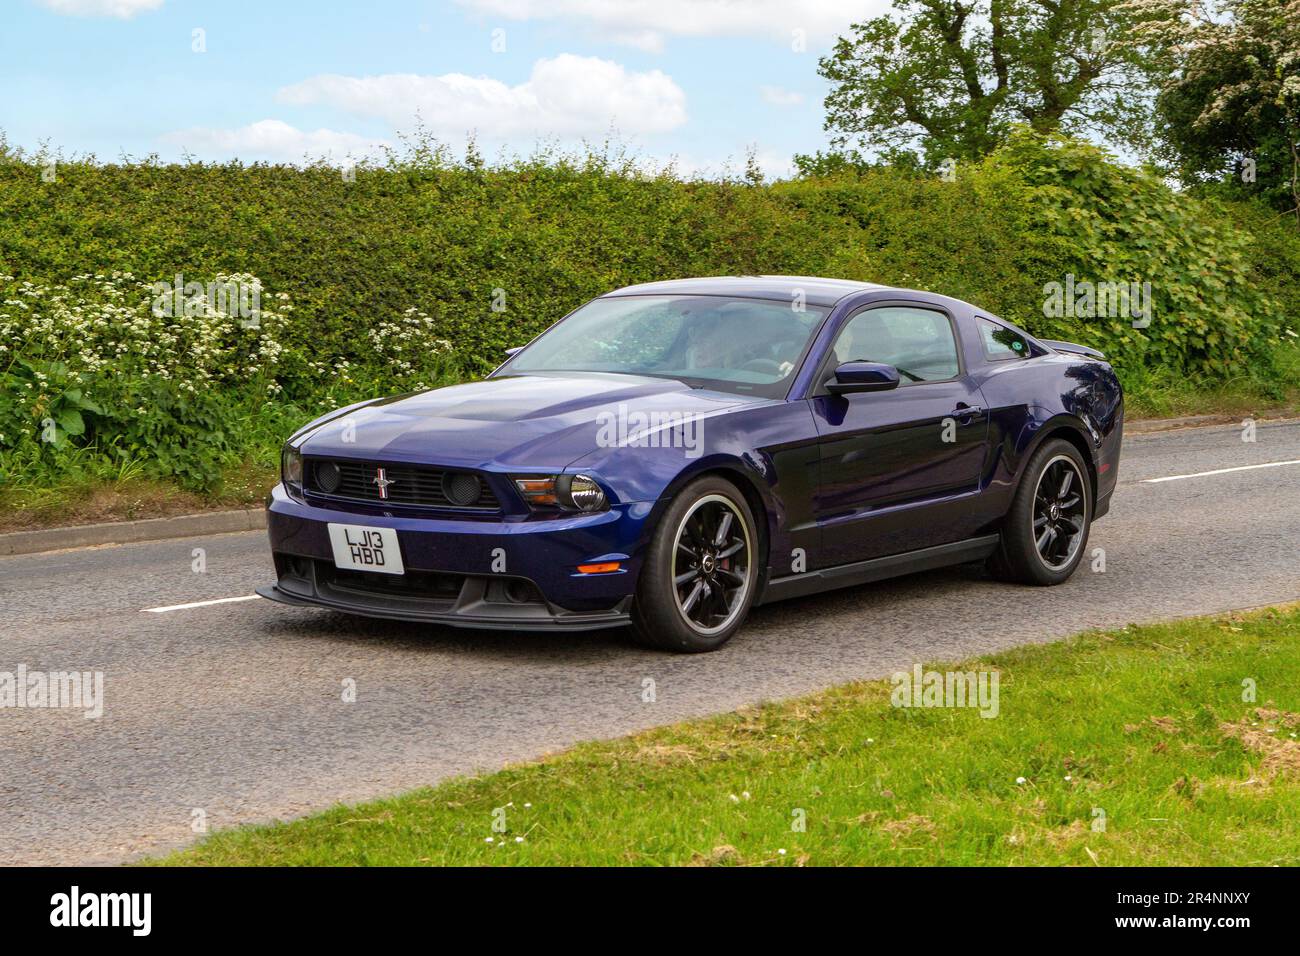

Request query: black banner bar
[{"left": 0, "top": 866, "right": 1281, "bottom": 941}]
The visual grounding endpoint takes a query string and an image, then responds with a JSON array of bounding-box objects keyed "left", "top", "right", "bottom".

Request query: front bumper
[
  {"left": 256, "top": 579, "right": 632, "bottom": 631},
  {"left": 262, "top": 484, "right": 646, "bottom": 630}
]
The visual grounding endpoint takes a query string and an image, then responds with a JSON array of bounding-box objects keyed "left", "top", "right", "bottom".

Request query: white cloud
[
  {"left": 606, "top": 30, "right": 665, "bottom": 54},
  {"left": 276, "top": 54, "right": 687, "bottom": 138},
  {"left": 455, "top": 0, "right": 877, "bottom": 49},
  {"left": 159, "top": 120, "right": 390, "bottom": 163},
  {"left": 37, "top": 0, "right": 164, "bottom": 17},
  {"left": 760, "top": 85, "right": 804, "bottom": 107}
]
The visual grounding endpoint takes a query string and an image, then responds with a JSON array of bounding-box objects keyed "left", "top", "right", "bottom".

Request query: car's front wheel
[
  {"left": 632, "top": 476, "right": 759, "bottom": 652},
  {"left": 989, "top": 437, "right": 1093, "bottom": 585}
]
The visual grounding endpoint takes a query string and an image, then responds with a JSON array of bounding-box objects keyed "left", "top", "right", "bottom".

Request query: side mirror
[
  {"left": 504, "top": 346, "right": 524, "bottom": 358},
  {"left": 826, "top": 361, "right": 901, "bottom": 395}
]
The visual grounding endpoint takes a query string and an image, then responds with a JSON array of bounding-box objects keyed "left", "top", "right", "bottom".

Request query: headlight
[
  {"left": 561, "top": 474, "right": 607, "bottom": 512},
  {"left": 281, "top": 444, "right": 303, "bottom": 497},
  {"left": 513, "top": 474, "right": 608, "bottom": 513}
]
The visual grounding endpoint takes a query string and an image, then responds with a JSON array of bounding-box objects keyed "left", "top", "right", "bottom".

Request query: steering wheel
[{"left": 739, "top": 358, "right": 783, "bottom": 375}]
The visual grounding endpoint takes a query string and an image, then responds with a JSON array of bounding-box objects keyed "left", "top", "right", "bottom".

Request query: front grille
[{"left": 304, "top": 457, "right": 501, "bottom": 511}]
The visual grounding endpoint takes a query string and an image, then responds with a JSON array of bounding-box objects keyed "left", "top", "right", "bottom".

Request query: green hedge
[{"left": 0, "top": 131, "right": 1294, "bottom": 490}]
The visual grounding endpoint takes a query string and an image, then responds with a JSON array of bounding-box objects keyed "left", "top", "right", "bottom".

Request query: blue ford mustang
[{"left": 260, "top": 276, "right": 1123, "bottom": 652}]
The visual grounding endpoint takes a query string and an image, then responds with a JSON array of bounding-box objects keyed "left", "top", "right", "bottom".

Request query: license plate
[{"left": 327, "top": 523, "right": 405, "bottom": 575}]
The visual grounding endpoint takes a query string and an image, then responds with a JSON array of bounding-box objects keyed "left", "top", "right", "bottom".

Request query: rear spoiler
[{"left": 1040, "top": 339, "right": 1105, "bottom": 360}]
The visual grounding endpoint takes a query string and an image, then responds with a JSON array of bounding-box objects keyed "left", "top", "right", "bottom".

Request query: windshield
[{"left": 501, "top": 294, "right": 828, "bottom": 397}]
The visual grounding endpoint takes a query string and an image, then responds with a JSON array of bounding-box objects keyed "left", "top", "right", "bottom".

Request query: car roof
[{"left": 601, "top": 275, "right": 896, "bottom": 308}]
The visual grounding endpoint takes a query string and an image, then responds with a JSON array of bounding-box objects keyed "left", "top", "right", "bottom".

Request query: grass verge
[
  {"left": 0, "top": 461, "right": 273, "bottom": 534},
  {"left": 1119, "top": 343, "right": 1300, "bottom": 420},
  {"left": 154, "top": 604, "right": 1300, "bottom": 866}
]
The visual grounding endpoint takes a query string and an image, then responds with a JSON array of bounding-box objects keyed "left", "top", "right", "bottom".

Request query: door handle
[{"left": 949, "top": 404, "right": 984, "bottom": 423}]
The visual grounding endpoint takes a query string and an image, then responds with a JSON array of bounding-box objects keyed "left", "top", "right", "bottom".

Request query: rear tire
[
  {"left": 988, "top": 437, "right": 1092, "bottom": 586},
  {"left": 631, "top": 476, "right": 759, "bottom": 652}
]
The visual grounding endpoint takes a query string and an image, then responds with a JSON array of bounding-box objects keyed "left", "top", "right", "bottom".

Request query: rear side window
[
  {"left": 830, "top": 306, "right": 960, "bottom": 382},
  {"left": 979, "top": 318, "right": 1032, "bottom": 361}
]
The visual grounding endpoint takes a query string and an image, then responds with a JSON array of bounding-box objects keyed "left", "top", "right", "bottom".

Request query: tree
[
  {"left": 1123, "top": 0, "right": 1300, "bottom": 221},
  {"left": 814, "top": 0, "right": 1151, "bottom": 168}
]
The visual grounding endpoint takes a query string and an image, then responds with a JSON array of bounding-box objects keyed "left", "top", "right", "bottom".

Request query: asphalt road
[{"left": 3, "top": 420, "right": 1299, "bottom": 865}]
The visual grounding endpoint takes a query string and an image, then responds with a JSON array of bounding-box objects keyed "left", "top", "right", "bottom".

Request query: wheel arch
[
  {"left": 1018, "top": 415, "right": 1099, "bottom": 510},
  {"left": 643, "top": 458, "right": 774, "bottom": 591}
]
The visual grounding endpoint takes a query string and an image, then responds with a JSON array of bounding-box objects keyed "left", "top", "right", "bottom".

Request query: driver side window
[{"left": 831, "top": 306, "right": 959, "bottom": 383}]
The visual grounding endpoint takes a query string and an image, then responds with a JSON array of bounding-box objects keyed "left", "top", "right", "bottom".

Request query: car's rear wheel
[
  {"left": 631, "top": 476, "right": 759, "bottom": 652},
  {"left": 988, "top": 437, "right": 1092, "bottom": 586}
]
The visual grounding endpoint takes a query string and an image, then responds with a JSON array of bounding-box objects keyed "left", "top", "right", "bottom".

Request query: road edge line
[{"left": 0, "top": 509, "right": 267, "bottom": 556}]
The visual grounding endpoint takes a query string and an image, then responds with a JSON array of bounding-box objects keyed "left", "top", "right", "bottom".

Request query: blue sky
[{"left": 1, "top": 0, "right": 891, "bottom": 178}]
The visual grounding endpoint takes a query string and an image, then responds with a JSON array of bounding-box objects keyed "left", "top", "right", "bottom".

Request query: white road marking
[
  {"left": 144, "top": 594, "right": 261, "bottom": 613},
  {"left": 1141, "top": 458, "right": 1300, "bottom": 484}
]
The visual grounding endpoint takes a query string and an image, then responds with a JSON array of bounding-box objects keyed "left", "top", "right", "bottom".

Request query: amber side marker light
[{"left": 577, "top": 562, "right": 622, "bottom": 574}]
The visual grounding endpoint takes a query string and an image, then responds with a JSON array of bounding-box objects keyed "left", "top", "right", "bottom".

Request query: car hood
[{"left": 296, "top": 372, "right": 754, "bottom": 470}]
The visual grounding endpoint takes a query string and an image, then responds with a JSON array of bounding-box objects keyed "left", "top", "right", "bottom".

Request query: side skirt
[{"left": 756, "top": 534, "right": 1000, "bottom": 606}]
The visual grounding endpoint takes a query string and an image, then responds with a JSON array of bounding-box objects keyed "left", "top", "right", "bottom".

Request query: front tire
[
  {"left": 988, "top": 437, "right": 1092, "bottom": 586},
  {"left": 631, "top": 476, "right": 759, "bottom": 652}
]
